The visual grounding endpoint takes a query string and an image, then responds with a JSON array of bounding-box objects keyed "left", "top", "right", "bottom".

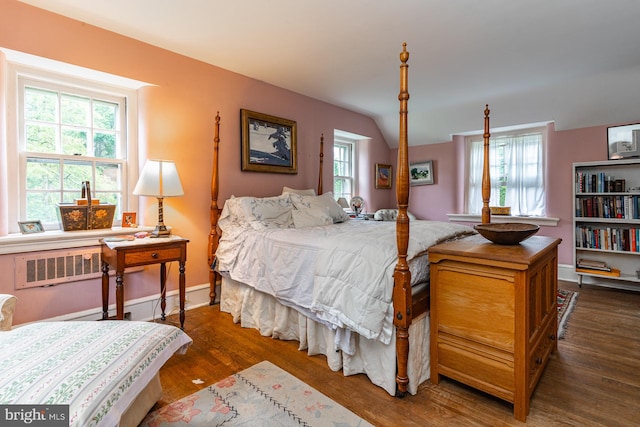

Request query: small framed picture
[
  {"left": 607, "top": 123, "right": 640, "bottom": 160},
  {"left": 18, "top": 220, "right": 44, "bottom": 234},
  {"left": 410, "top": 160, "right": 435, "bottom": 186},
  {"left": 375, "top": 163, "right": 392, "bottom": 189},
  {"left": 122, "top": 212, "right": 137, "bottom": 227}
]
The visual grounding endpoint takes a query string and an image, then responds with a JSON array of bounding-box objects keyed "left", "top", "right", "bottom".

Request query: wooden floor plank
[{"left": 153, "top": 280, "right": 640, "bottom": 426}]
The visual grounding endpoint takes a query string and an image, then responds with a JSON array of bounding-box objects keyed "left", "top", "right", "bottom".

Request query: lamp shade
[{"left": 133, "top": 159, "right": 184, "bottom": 197}]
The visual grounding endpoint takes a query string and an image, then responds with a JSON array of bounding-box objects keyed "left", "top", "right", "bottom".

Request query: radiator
[{"left": 15, "top": 247, "right": 103, "bottom": 289}]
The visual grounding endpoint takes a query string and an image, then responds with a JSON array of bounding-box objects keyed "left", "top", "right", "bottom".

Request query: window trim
[
  {"left": 333, "top": 138, "right": 356, "bottom": 200},
  {"left": 2, "top": 51, "right": 147, "bottom": 235}
]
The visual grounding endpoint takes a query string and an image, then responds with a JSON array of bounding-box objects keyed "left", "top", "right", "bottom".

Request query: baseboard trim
[{"left": 40, "top": 283, "right": 215, "bottom": 323}]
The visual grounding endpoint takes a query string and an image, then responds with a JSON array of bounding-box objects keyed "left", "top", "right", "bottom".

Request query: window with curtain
[{"left": 467, "top": 130, "right": 545, "bottom": 216}]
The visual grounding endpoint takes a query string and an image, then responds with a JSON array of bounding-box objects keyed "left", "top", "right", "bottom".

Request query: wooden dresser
[{"left": 429, "top": 234, "right": 561, "bottom": 421}]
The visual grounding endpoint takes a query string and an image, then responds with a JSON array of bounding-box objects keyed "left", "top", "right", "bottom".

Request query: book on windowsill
[{"left": 576, "top": 267, "right": 621, "bottom": 277}]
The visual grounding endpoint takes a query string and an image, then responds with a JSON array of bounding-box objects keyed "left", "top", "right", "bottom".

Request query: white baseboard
[
  {"left": 559, "top": 263, "right": 579, "bottom": 283},
  {"left": 42, "top": 283, "right": 216, "bottom": 323}
]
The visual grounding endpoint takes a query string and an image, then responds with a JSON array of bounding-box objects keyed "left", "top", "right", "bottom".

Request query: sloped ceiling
[{"left": 17, "top": 0, "right": 640, "bottom": 146}]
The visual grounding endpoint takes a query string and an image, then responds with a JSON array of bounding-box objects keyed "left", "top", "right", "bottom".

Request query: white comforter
[
  {"left": 0, "top": 321, "right": 192, "bottom": 427},
  {"left": 216, "top": 219, "right": 474, "bottom": 350}
]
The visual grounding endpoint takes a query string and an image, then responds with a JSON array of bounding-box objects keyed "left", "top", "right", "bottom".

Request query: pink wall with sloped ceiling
[{"left": 0, "top": 0, "right": 393, "bottom": 324}]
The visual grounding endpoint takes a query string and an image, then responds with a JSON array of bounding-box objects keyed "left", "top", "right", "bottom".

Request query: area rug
[
  {"left": 140, "top": 360, "right": 373, "bottom": 427},
  {"left": 557, "top": 288, "right": 578, "bottom": 339}
]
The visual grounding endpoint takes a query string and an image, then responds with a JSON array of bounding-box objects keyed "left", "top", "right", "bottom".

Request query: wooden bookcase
[{"left": 573, "top": 158, "right": 640, "bottom": 291}]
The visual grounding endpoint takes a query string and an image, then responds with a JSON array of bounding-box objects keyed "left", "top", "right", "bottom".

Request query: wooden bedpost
[
  {"left": 208, "top": 112, "right": 221, "bottom": 305},
  {"left": 481, "top": 105, "right": 491, "bottom": 224},
  {"left": 317, "top": 133, "right": 324, "bottom": 195},
  {"left": 393, "top": 43, "right": 412, "bottom": 397}
]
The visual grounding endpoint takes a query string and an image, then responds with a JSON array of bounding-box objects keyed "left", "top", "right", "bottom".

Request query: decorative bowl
[{"left": 474, "top": 222, "right": 539, "bottom": 245}]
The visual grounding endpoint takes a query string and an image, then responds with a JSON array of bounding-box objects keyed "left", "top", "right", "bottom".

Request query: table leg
[
  {"left": 115, "top": 271, "right": 124, "bottom": 320},
  {"left": 101, "top": 262, "right": 110, "bottom": 320},
  {"left": 179, "top": 260, "right": 186, "bottom": 330},
  {"left": 160, "top": 262, "right": 167, "bottom": 320}
]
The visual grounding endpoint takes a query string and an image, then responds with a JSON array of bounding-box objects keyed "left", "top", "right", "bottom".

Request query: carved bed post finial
[
  {"left": 393, "top": 42, "right": 412, "bottom": 397},
  {"left": 209, "top": 112, "right": 221, "bottom": 305},
  {"left": 481, "top": 104, "right": 491, "bottom": 224},
  {"left": 318, "top": 133, "right": 324, "bottom": 195}
]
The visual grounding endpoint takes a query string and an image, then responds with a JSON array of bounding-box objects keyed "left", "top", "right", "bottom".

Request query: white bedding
[
  {"left": 216, "top": 217, "right": 474, "bottom": 352},
  {"left": 0, "top": 321, "right": 192, "bottom": 427}
]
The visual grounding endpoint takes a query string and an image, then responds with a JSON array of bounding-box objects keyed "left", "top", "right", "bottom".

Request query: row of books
[
  {"left": 575, "top": 171, "right": 627, "bottom": 194},
  {"left": 575, "top": 226, "right": 640, "bottom": 252},
  {"left": 575, "top": 195, "right": 640, "bottom": 219}
]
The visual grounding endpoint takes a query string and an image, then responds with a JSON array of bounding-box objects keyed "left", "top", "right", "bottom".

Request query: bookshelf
[{"left": 573, "top": 158, "right": 640, "bottom": 291}]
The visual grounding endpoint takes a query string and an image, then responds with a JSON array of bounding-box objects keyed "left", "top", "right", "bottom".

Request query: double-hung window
[
  {"left": 333, "top": 139, "right": 355, "bottom": 200},
  {"left": 467, "top": 129, "right": 546, "bottom": 216},
  {"left": 21, "top": 78, "right": 126, "bottom": 228},
  {"left": 3, "top": 52, "right": 142, "bottom": 235}
]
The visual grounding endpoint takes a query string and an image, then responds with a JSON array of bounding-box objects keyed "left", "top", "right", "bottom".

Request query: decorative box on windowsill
[{"left": 57, "top": 203, "right": 116, "bottom": 231}]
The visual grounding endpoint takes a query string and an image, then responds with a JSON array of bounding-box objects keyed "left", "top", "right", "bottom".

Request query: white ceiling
[{"left": 17, "top": 0, "right": 640, "bottom": 147}]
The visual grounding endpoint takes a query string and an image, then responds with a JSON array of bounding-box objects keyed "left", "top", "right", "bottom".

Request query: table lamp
[{"left": 133, "top": 159, "right": 184, "bottom": 237}]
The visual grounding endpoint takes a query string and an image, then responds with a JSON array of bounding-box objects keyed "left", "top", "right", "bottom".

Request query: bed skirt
[{"left": 220, "top": 276, "right": 430, "bottom": 395}]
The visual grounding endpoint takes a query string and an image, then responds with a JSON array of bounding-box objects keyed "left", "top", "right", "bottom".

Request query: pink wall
[
  {"left": 0, "top": 1, "right": 629, "bottom": 323},
  {"left": 0, "top": 0, "right": 392, "bottom": 324}
]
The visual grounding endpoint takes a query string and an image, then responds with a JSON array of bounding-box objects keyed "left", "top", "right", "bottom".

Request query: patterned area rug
[
  {"left": 140, "top": 361, "right": 373, "bottom": 427},
  {"left": 557, "top": 288, "right": 579, "bottom": 339}
]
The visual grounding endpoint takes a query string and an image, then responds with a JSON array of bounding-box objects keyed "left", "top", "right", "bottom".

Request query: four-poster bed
[{"left": 208, "top": 44, "right": 494, "bottom": 396}]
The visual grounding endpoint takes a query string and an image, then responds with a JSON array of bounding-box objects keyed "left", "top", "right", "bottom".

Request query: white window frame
[
  {"left": 1, "top": 49, "right": 146, "bottom": 249},
  {"left": 333, "top": 138, "right": 356, "bottom": 201}
]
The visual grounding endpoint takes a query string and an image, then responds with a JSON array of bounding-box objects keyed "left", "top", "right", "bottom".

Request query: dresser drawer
[{"left": 124, "top": 247, "right": 182, "bottom": 265}]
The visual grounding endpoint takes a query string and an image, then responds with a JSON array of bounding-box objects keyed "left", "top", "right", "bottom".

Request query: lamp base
[{"left": 150, "top": 224, "right": 171, "bottom": 238}]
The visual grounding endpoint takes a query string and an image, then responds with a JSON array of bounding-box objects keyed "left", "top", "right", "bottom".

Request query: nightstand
[
  {"left": 429, "top": 234, "right": 561, "bottom": 421},
  {"left": 100, "top": 236, "right": 189, "bottom": 329}
]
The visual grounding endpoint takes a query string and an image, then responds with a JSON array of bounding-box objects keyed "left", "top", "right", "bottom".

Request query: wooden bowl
[{"left": 474, "top": 222, "right": 539, "bottom": 245}]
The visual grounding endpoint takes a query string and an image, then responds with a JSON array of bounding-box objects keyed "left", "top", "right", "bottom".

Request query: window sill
[
  {"left": 0, "top": 227, "right": 156, "bottom": 255},
  {"left": 447, "top": 214, "right": 559, "bottom": 227}
]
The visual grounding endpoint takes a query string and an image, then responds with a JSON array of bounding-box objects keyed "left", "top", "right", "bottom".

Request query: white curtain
[{"left": 468, "top": 133, "right": 545, "bottom": 216}]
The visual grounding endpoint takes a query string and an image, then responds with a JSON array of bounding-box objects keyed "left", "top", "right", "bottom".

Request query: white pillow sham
[
  {"left": 220, "top": 194, "right": 294, "bottom": 230},
  {"left": 290, "top": 192, "right": 350, "bottom": 223},
  {"left": 292, "top": 206, "right": 333, "bottom": 228},
  {"left": 282, "top": 186, "right": 316, "bottom": 196}
]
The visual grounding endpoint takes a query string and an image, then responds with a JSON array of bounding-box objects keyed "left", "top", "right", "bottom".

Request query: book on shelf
[
  {"left": 577, "top": 258, "right": 610, "bottom": 271},
  {"left": 576, "top": 267, "right": 621, "bottom": 277}
]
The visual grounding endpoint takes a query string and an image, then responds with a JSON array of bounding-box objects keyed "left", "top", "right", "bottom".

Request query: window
[
  {"left": 2, "top": 50, "right": 144, "bottom": 234},
  {"left": 467, "top": 129, "right": 545, "bottom": 216},
  {"left": 333, "top": 139, "right": 355, "bottom": 200},
  {"left": 21, "top": 80, "right": 126, "bottom": 228}
]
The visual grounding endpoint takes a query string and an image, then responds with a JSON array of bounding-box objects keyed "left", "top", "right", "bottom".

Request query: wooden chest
[{"left": 429, "top": 234, "right": 561, "bottom": 421}]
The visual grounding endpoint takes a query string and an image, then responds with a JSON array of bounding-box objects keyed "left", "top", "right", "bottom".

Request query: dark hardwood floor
[{"left": 153, "top": 280, "right": 639, "bottom": 426}]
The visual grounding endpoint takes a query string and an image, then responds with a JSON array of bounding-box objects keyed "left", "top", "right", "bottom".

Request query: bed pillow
[
  {"left": 219, "top": 195, "right": 294, "bottom": 231},
  {"left": 238, "top": 194, "right": 294, "bottom": 229},
  {"left": 290, "top": 192, "right": 350, "bottom": 223},
  {"left": 292, "top": 206, "right": 333, "bottom": 228},
  {"left": 282, "top": 186, "right": 316, "bottom": 196}
]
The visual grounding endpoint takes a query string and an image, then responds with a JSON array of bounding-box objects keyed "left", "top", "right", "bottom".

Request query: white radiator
[{"left": 14, "top": 247, "right": 103, "bottom": 289}]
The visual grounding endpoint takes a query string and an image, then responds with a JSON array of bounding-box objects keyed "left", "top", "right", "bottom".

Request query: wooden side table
[
  {"left": 429, "top": 234, "right": 561, "bottom": 421},
  {"left": 100, "top": 236, "right": 189, "bottom": 329}
]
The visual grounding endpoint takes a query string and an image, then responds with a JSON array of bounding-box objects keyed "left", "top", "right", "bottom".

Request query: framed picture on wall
[
  {"left": 607, "top": 123, "right": 640, "bottom": 160},
  {"left": 410, "top": 160, "right": 434, "bottom": 185},
  {"left": 375, "top": 163, "right": 392, "bottom": 189},
  {"left": 240, "top": 109, "right": 297, "bottom": 174}
]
